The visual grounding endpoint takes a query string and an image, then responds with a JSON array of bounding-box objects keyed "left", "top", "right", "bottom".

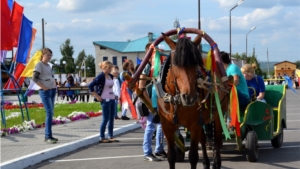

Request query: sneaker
[
  {"left": 115, "top": 116, "right": 121, "bottom": 120},
  {"left": 121, "top": 116, "right": 130, "bottom": 120},
  {"left": 154, "top": 150, "right": 167, "bottom": 158},
  {"left": 45, "top": 138, "right": 57, "bottom": 144},
  {"left": 144, "top": 154, "right": 161, "bottom": 162},
  {"left": 50, "top": 137, "right": 58, "bottom": 142}
]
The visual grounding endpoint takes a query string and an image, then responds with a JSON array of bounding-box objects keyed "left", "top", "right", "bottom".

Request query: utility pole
[
  {"left": 42, "top": 18, "right": 45, "bottom": 48},
  {"left": 198, "top": 0, "right": 202, "bottom": 56},
  {"left": 267, "top": 48, "right": 270, "bottom": 78}
]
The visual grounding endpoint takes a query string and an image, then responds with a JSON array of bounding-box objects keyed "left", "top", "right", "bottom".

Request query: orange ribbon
[
  {"left": 230, "top": 85, "right": 241, "bottom": 137},
  {"left": 120, "top": 82, "right": 137, "bottom": 119}
]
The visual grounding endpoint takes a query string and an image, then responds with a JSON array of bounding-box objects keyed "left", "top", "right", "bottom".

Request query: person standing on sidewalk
[
  {"left": 33, "top": 48, "right": 58, "bottom": 144},
  {"left": 112, "top": 65, "right": 121, "bottom": 119},
  {"left": 89, "top": 61, "right": 119, "bottom": 143},
  {"left": 140, "top": 43, "right": 166, "bottom": 162}
]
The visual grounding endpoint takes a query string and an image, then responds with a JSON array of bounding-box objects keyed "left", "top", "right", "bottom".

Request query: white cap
[{"left": 158, "top": 44, "right": 165, "bottom": 50}]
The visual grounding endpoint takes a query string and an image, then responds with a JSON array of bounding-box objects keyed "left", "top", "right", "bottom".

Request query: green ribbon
[
  {"left": 214, "top": 92, "right": 231, "bottom": 140},
  {"left": 153, "top": 50, "right": 161, "bottom": 77}
]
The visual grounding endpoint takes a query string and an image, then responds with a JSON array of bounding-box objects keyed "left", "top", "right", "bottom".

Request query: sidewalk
[
  {"left": 1, "top": 94, "right": 140, "bottom": 169},
  {"left": 1, "top": 115, "right": 140, "bottom": 169}
]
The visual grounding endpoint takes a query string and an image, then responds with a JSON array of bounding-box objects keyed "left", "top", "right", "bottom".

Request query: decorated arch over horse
[{"left": 130, "top": 28, "right": 229, "bottom": 88}]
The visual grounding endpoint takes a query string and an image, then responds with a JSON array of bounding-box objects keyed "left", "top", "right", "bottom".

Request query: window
[
  {"left": 103, "top": 56, "right": 108, "bottom": 61},
  {"left": 100, "top": 46, "right": 106, "bottom": 50},
  {"left": 113, "top": 56, "right": 117, "bottom": 65},
  {"left": 122, "top": 56, "right": 127, "bottom": 63}
]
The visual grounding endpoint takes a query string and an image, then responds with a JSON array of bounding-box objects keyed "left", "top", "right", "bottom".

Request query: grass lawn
[{"left": 2, "top": 102, "right": 103, "bottom": 129}]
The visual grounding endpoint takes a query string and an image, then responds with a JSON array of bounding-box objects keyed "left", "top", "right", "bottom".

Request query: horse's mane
[{"left": 173, "top": 37, "right": 203, "bottom": 67}]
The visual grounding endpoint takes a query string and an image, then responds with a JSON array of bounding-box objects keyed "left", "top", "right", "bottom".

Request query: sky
[{"left": 8, "top": 0, "right": 300, "bottom": 63}]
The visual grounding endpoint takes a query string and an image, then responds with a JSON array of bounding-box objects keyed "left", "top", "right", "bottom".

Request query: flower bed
[
  {"left": 1, "top": 111, "right": 102, "bottom": 137},
  {"left": 2, "top": 101, "right": 44, "bottom": 110}
]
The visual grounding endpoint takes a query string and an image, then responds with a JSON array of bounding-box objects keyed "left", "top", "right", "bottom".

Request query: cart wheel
[
  {"left": 271, "top": 125, "right": 283, "bottom": 148},
  {"left": 175, "top": 134, "right": 185, "bottom": 162},
  {"left": 245, "top": 131, "right": 258, "bottom": 162}
]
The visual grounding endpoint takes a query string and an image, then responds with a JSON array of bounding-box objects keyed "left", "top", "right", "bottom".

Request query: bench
[{"left": 56, "top": 87, "right": 90, "bottom": 101}]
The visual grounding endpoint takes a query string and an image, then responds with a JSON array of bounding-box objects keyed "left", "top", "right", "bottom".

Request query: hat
[{"left": 158, "top": 44, "right": 165, "bottom": 50}]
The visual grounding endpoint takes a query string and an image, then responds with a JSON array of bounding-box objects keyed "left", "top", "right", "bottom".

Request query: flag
[
  {"left": 20, "top": 50, "right": 42, "bottom": 77},
  {"left": 26, "top": 80, "right": 41, "bottom": 96},
  {"left": 16, "top": 15, "right": 33, "bottom": 64},
  {"left": 1, "top": 0, "right": 13, "bottom": 50},
  {"left": 0, "top": 50, "right": 7, "bottom": 63},
  {"left": 11, "top": 1, "right": 24, "bottom": 47},
  {"left": 26, "top": 28, "right": 37, "bottom": 63},
  {"left": 8, "top": 0, "right": 13, "bottom": 11},
  {"left": 136, "top": 57, "right": 142, "bottom": 65},
  {"left": 284, "top": 75, "right": 297, "bottom": 93},
  {"left": 4, "top": 63, "right": 26, "bottom": 90}
]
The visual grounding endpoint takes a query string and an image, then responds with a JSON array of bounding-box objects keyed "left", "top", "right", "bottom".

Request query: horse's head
[{"left": 162, "top": 33, "right": 203, "bottom": 106}]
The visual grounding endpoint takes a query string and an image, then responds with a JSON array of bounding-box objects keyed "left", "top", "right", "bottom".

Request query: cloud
[
  {"left": 213, "top": 0, "right": 300, "bottom": 9},
  {"left": 56, "top": 0, "right": 137, "bottom": 12},
  {"left": 39, "top": 1, "right": 51, "bottom": 9}
]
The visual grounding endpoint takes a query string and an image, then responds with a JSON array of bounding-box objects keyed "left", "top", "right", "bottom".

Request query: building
[
  {"left": 274, "top": 61, "right": 296, "bottom": 77},
  {"left": 93, "top": 32, "right": 210, "bottom": 74}
]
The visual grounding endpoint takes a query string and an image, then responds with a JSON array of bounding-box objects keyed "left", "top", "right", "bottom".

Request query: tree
[
  {"left": 246, "top": 55, "right": 263, "bottom": 76},
  {"left": 85, "top": 54, "right": 95, "bottom": 77},
  {"left": 75, "top": 50, "right": 86, "bottom": 68},
  {"left": 60, "top": 39, "right": 75, "bottom": 74},
  {"left": 296, "top": 60, "right": 300, "bottom": 69}
]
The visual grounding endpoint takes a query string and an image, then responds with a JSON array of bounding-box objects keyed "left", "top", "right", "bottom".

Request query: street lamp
[
  {"left": 229, "top": 0, "right": 244, "bottom": 59},
  {"left": 246, "top": 26, "right": 256, "bottom": 58}
]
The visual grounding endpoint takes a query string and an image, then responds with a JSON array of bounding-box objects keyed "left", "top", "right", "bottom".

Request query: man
[
  {"left": 139, "top": 43, "right": 166, "bottom": 162},
  {"left": 220, "top": 52, "right": 250, "bottom": 108}
]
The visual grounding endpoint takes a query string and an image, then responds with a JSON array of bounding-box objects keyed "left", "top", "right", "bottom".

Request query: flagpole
[{"left": 42, "top": 18, "right": 45, "bottom": 48}]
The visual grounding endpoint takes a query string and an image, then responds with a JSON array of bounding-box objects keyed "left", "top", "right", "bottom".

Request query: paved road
[{"left": 26, "top": 90, "right": 300, "bottom": 169}]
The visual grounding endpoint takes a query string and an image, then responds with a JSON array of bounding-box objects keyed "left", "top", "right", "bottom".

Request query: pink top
[
  {"left": 101, "top": 78, "right": 115, "bottom": 100},
  {"left": 137, "top": 116, "right": 147, "bottom": 129}
]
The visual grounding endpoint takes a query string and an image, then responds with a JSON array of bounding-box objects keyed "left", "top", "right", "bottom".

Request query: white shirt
[{"left": 113, "top": 78, "right": 120, "bottom": 98}]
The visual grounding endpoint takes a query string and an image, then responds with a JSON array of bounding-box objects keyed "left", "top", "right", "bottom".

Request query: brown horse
[{"left": 157, "top": 34, "right": 230, "bottom": 169}]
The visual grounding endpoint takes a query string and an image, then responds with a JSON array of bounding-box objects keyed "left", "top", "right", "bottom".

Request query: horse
[{"left": 156, "top": 33, "right": 230, "bottom": 169}]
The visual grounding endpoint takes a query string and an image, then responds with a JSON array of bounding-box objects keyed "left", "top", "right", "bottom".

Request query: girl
[
  {"left": 33, "top": 48, "right": 58, "bottom": 144},
  {"left": 89, "top": 61, "right": 119, "bottom": 143}
]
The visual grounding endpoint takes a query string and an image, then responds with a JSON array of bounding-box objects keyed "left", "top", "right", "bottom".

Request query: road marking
[
  {"left": 287, "top": 120, "right": 300, "bottom": 122},
  {"left": 118, "top": 138, "right": 143, "bottom": 140},
  {"left": 287, "top": 113, "right": 300, "bottom": 115},
  {"left": 259, "top": 145, "right": 300, "bottom": 150},
  {"left": 49, "top": 155, "right": 144, "bottom": 163}
]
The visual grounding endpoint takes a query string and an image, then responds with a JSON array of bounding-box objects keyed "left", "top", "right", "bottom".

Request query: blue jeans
[
  {"left": 143, "top": 111, "right": 164, "bottom": 156},
  {"left": 100, "top": 99, "right": 115, "bottom": 139},
  {"left": 114, "top": 100, "right": 118, "bottom": 118},
  {"left": 39, "top": 88, "right": 56, "bottom": 139}
]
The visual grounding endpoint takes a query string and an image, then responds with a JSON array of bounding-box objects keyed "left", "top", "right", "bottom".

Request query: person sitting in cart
[
  {"left": 220, "top": 52, "right": 250, "bottom": 108},
  {"left": 241, "top": 64, "right": 266, "bottom": 103}
]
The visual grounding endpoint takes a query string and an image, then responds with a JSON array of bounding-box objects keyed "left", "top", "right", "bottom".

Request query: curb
[{"left": 0, "top": 123, "right": 140, "bottom": 169}]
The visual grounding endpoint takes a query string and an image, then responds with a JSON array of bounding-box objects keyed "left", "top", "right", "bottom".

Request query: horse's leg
[
  {"left": 162, "top": 121, "right": 177, "bottom": 169},
  {"left": 199, "top": 126, "right": 210, "bottom": 169},
  {"left": 212, "top": 120, "right": 222, "bottom": 169},
  {"left": 189, "top": 127, "right": 201, "bottom": 169}
]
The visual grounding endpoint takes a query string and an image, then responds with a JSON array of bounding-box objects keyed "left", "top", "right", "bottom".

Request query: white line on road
[
  {"left": 287, "top": 120, "right": 300, "bottom": 122},
  {"left": 49, "top": 155, "right": 144, "bottom": 163},
  {"left": 259, "top": 145, "right": 300, "bottom": 150}
]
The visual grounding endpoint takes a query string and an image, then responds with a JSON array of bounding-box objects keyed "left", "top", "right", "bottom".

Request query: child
[{"left": 112, "top": 66, "right": 121, "bottom": 119}]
